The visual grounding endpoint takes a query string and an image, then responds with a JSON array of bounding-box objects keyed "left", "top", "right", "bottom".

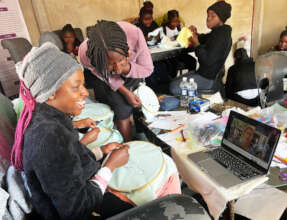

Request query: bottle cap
[{"left": 189, "top": 78, "right": 194, "bottom": 83}]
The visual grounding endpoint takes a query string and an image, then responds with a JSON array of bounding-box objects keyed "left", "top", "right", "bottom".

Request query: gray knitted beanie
[{"left": 16, "top": 42, "right": 83, "bottom": 103}]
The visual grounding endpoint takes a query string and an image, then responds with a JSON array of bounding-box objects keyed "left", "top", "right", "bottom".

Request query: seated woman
[
  {"left": 11, "top": 42, "right": 132, "bottom": 220},
  {"left": 124, "top": 1, "right": 153, "bottom": 24},
  {"left": 79, "top": 20, "right": 153, "bottom": 142},
  {"left": 158, "top": 10, "right": 182, "bottom": 41},
  {"left": 61, "top": 24, "right": 82, "bottom": 56},
  {"left": 150, "top": 10, "right": 196, "bottom": 80},
  {"left": 154, "top": 8, "right": 186, "bottom": 27},
  {"left": 135, "top": 7, "right": 159, "bottom": 44},
  {"left": 271, "top": 27, "right": 287, "bottom": 51},
  {"left": 170, "top": 1, "right": 232, "bottom": 95},
  {"left": 225, "top": 48, "right": 259, "bottom": 106}
]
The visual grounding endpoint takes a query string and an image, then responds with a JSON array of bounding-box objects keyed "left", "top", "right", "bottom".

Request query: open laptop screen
[{"left": 222, "top": 111, "right": 281, "bottom": 170}]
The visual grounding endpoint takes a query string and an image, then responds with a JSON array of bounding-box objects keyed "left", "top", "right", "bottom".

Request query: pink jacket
[{"left": 78, "top": 21, "right": 154, "bottom": 91}]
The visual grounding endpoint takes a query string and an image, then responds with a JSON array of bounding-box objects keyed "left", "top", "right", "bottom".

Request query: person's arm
[
  {"left": 118, "top": 84, "right": 141, "bottom": 107},
  {"left": 197, "top": 33, "right": 209, "bottom": 44},
  {"left": 195, "top": 30, "right": 230, "bottom": 68},
  {"left": 73, "top": 118, "right": 97, "bottom": 129},
  {"left": 122, "top": 27, "right": 154, "bottom": 79},
  {"left": 32, "top": 129, "right": 105, "bottom": 219}
]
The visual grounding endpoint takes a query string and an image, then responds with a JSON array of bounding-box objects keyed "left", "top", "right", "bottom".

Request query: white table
[{"left": 171, "top": 141, "right": 268, "bottom": 220}]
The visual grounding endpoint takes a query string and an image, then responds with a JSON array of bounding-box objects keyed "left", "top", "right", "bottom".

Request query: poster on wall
[{"left": 0, "top": 0, "right": 31, "bottom": 98}]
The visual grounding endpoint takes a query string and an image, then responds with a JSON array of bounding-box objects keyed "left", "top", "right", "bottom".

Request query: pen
[
  {"left": 180, "top": 129, "right": 186, "bottom": 142},
  {"left": 169, "top": 124, "right": 184, "bottom": 133},
  {"left": 274, "top": 155, "right": 287, "bottom": 166}
]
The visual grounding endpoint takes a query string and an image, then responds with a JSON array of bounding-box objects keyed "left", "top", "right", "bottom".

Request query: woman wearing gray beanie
[
  {"left": 11, "top": 42, "right": 132, "bottom": 219},
  {"left": 170, "top": 1, "right": 232, "bottom": 95}
]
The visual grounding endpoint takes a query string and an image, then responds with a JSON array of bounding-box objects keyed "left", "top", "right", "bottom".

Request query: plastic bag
[{"left": 189, "top": 119, "right": 226, "bottom": 146}]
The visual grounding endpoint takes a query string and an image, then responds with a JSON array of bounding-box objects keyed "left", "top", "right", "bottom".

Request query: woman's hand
[
  {"left": 101, "top": 142, "right": 124, "bottom": 155},
  {"left": 189, "top": 34, "right": 199, "bottom": 47},
  {"left": 189, "top": 25, "right": 198, "bottom": 34},
  {"left": 104, "top": 145, "right": 130, "bottom": 172},
  {"left": 125, "top": 91, "right": 141, "bottom": 107},
  {"left": 118, "top": 85, "right": 141, "bottom": 107},
  {"left": 80, "top": 127, "right": 100, "bottom": 146},
  {"left": 73, "top": 118, "right": 97, "bottom": 129},
  {"left": 146, "top": 36, "right": 153, "bottom": 41}
]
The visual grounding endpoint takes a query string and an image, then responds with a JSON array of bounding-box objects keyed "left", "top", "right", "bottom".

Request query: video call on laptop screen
[{"left": 223, "top": 112, "right": 281, "bottom": 169}]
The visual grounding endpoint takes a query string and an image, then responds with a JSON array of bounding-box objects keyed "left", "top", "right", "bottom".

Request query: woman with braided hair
[{"left": 79, "top": 20, "right": 153, "bottom": 141}]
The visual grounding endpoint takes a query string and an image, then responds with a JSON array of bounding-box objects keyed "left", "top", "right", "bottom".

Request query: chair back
[
  {"left": 39, "top": 32, "right": 63, "bottom": 50},
  {"left": 107, "top": 194, "right": 211, "bottom": 220},
  {"left": 0, "top": 93, "right": 17, "bottom": 170},
  {"left": 1, "top": 38, "right": 32, "bottom": 63}
]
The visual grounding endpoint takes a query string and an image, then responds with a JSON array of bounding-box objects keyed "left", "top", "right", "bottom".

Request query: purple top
[{"left": 78, "top": 21, "right": 154, "bottom": 91}]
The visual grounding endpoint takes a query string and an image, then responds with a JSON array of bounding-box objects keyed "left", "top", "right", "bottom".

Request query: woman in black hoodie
[{"left": 170, "top": 1, "right": 232, "bottom": 95}]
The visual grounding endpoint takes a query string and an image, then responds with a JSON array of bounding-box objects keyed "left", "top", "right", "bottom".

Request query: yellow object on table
[{"left": 176, "top": 27, "right": 193, "bottom": 48}]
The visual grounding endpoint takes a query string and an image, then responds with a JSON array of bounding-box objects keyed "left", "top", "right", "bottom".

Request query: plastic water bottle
[
  {"left": 188, "top": 78, "right": 198, "bottom": 102},
  {"left": 180, "top": 77, "right": 188, "bottom": 107}
]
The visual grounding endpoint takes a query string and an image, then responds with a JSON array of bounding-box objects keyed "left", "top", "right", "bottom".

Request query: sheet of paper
[
  {"left": 148, "top": 119, "right": 181, "bottom": 130},
  {"left": 155, "top": 112, "right": 219, "bottom": 148},
  {"left": 206, "top": 92, "right": 224, "bottom": 105},
  {"left": 235, "top": 185, "right": 287, "bottom": 220},
  {"left": 271, "top": 139, "right": 287, "bottom": 169},
  {"left": 157, "top": 129, "right": 187, "bottom": 148}
]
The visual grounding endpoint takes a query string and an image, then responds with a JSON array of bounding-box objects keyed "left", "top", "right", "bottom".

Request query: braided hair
[
  {"left": 61, "top": 24, "right": 76, "bottom": 38},
  {"left": 86, "top": 20, "right": 129, "bottom": 82}
]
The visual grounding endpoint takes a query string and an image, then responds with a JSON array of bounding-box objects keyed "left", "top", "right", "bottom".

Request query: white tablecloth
[{"left": 171, "top": 142, "right": 268, "bottom": 220}]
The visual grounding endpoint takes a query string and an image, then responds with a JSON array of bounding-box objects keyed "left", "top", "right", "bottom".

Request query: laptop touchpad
[
  {"left": 198, "top": 159, "right": 227, "bottom": 176},
  {"left": 198, "top": 159, "right": 242, "bottom": 188}
]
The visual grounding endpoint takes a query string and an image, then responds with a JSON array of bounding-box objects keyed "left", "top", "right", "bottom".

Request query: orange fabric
[{"left": 107, "top": 172, "right": 181, "bottom": 205}]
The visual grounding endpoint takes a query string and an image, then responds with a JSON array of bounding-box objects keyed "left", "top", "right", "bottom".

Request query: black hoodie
[{"left": 195, "top": 24, "right": 232, "bottom": 79}]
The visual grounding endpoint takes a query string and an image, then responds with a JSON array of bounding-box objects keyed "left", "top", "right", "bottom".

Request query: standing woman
[
  {"left": 11, "top": 43, "right": 131, "bottom": 220},
  {"left": 79, "top": 20, "right": 153, "bottom": 141}
]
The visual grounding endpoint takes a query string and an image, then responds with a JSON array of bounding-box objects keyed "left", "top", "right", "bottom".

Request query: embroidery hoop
[
  {"left": 73, "top": 103, "right": 112, "bottom": 122},
  {"left": 79, "top": 127, "right": 123, "bottom": 150},
  {"left": 104, "top": 141, "right": 164, "bottom": 192},
  {"left": 134, "top": 85, "right": 160, "bottom": 122}
]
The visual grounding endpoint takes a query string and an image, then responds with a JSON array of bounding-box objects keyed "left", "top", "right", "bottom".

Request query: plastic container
[
  {"left": 180, "top": 77, "right": 188, "bottom": 107},
  {"left": 188, "top": 78, "right": 197, "bottom": 102}
]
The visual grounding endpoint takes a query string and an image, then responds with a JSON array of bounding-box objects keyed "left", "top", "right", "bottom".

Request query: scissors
[{"left": 278, "top": 171, "right": 287, "bottom": 181}]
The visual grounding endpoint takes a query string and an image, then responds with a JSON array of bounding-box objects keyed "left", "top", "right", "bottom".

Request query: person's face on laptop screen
[{"left": 228, "top": 118, "right": 276, "bottom": 163}]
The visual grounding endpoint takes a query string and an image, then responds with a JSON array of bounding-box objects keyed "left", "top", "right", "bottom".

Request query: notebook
[{"left": 188, "top": 111, "right": 281, "bottom": 188}]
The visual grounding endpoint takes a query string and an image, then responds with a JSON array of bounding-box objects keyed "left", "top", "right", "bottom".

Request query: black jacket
[
  {"left": 225, "top": 58, "right": 259, "bottom": 106},
  {"left": 195, "top": 24, "right": 232, "bottom": 79},
  {"left": 23, "top": 103, "right": 102, "bottom": 220},
  {"left": 136, "top": 21, "right": 159, "bottom": 38}
]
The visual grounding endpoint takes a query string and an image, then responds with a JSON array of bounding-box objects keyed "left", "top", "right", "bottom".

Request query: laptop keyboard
[{"left": 206, "top": 148, "right": 261, "bottom": 180}]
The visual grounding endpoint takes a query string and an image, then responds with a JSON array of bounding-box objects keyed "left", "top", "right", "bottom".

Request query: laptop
[{"left": 188, "top": 111, "right": 281, "bottom": 188}]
